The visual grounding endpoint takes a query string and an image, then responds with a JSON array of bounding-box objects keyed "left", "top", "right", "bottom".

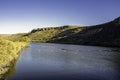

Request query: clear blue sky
[{"left": 0, "top": 0, "right": 120, "bottom": 34}]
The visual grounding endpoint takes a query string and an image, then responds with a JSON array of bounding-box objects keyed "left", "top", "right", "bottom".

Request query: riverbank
[{"left": 0, "top": 38, "right": 28, "bottom": 79}]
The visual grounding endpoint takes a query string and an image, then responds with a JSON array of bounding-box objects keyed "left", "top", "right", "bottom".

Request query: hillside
[
  {"left": 0, "top": 38, "right": 27, "bottom": 78},
  {"left": 2, "top": 17, "right": 120, "bottom": 47},
  {"left": 49, "top": 17, "right": 120, "bottom": 47},
  {"left": 26, "top": 25, "right": 86, "bottom": 42},
  {"left": 25, "top": 17, "right": 120, "bottom": 47},
  {"left": 0, "top": 33, "right": 30, "bottom": 42}
]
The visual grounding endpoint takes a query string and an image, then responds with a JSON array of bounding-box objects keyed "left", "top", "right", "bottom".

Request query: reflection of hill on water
[{"left": 0, "top": 59, "right": 18, "bottom": 80}]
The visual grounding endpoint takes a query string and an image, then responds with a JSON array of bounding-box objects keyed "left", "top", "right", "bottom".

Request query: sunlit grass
[
  {"left": 0, "top": 38, "right": 27, "bottom": 67},
  {"left": 28, "top": 25, "right": 85, "bottom": 42}
]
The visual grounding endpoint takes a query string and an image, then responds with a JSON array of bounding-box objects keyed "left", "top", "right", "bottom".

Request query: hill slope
[
  {"left": 49, "top": 17, "right": 120, "bottom": 47},
  {"left": 26, "top": 25, "right": 86, "bottom": 42},
  {"left": 26, "top": 17, "right": 120, "bottom": 47},
  {"left": 2, "top": 17, "right": 120, "bottom": 47}
]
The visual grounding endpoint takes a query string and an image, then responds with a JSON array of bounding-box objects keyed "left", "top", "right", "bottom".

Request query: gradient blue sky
[{"left": 0, "top": 0, "right": 120, "bottom": 34}]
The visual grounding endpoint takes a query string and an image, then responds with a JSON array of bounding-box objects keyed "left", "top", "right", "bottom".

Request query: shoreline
[{"left": 0, "top": 39, "right": 28, "bottom": 79}]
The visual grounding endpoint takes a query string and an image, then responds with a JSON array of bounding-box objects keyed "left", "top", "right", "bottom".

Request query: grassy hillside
[
  {"left": 49, "top": 17, "right": 120, "bottom": 47},
  {"left": 0, "top": 38, "right": 27, "bottom": 65},
  {"left": 0, "top": 34, "right": 11, "bottom": 39},
  {"left": 0, "top": 33, "right": 31, "bottom": 42},
  {"left": 25, "top": 17, "right": 120, "bottom": 47},
  {"left": 1, "top": 17, "right": 120, "bottom": 47},
  {"left": 0, "top": 38, "right": 28, "bottom": 77},
  {"left": 26, "top": 25, "right": 86, "bottom": 42}
]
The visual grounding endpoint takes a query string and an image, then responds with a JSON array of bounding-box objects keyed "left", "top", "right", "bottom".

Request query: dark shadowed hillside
[{"left": 49, "top": 17, "right": 120, "bottom": 47}]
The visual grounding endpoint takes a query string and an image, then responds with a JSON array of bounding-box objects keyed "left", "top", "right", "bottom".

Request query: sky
[{"left": 0, "top": 0, "right": 120, "bottom": 34}]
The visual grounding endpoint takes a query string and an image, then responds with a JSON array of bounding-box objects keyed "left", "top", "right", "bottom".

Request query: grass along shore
[{"left": 0, "top": 38, "right": 28, "bottom": 76}]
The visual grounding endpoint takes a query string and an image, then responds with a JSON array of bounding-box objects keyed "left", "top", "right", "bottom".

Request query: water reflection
[
  {"left": 112, "top": 49, "right": 120, "bottom": 74},
  {"left": 0, "top": 58, "right": 18, "bottom": 80}
]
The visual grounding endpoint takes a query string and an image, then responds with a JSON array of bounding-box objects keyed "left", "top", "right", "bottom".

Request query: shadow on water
[
  {"left": 102, "top": 48, "right": 120, "bottom": 80},
  {"left": 112, "top": 48, "right": 120, "bottom": 79}
]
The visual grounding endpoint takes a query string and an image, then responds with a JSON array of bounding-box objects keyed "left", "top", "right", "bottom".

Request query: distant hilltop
[{"left": 1, "top": 16, "right": 120, "bottom": 47}]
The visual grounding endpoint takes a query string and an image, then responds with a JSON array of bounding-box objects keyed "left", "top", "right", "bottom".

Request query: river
[{"left": 6, "top": 43, "right": 120, "bottom": 80}]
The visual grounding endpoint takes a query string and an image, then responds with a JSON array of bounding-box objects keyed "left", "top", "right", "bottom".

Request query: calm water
[{"left": 7, "top": 43, "right": 120, "bottom": 80}]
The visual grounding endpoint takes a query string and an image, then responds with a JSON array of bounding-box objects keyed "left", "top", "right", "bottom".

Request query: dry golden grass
[{"left": 0, "top": 38, "right": 27, "bottom": 67}]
